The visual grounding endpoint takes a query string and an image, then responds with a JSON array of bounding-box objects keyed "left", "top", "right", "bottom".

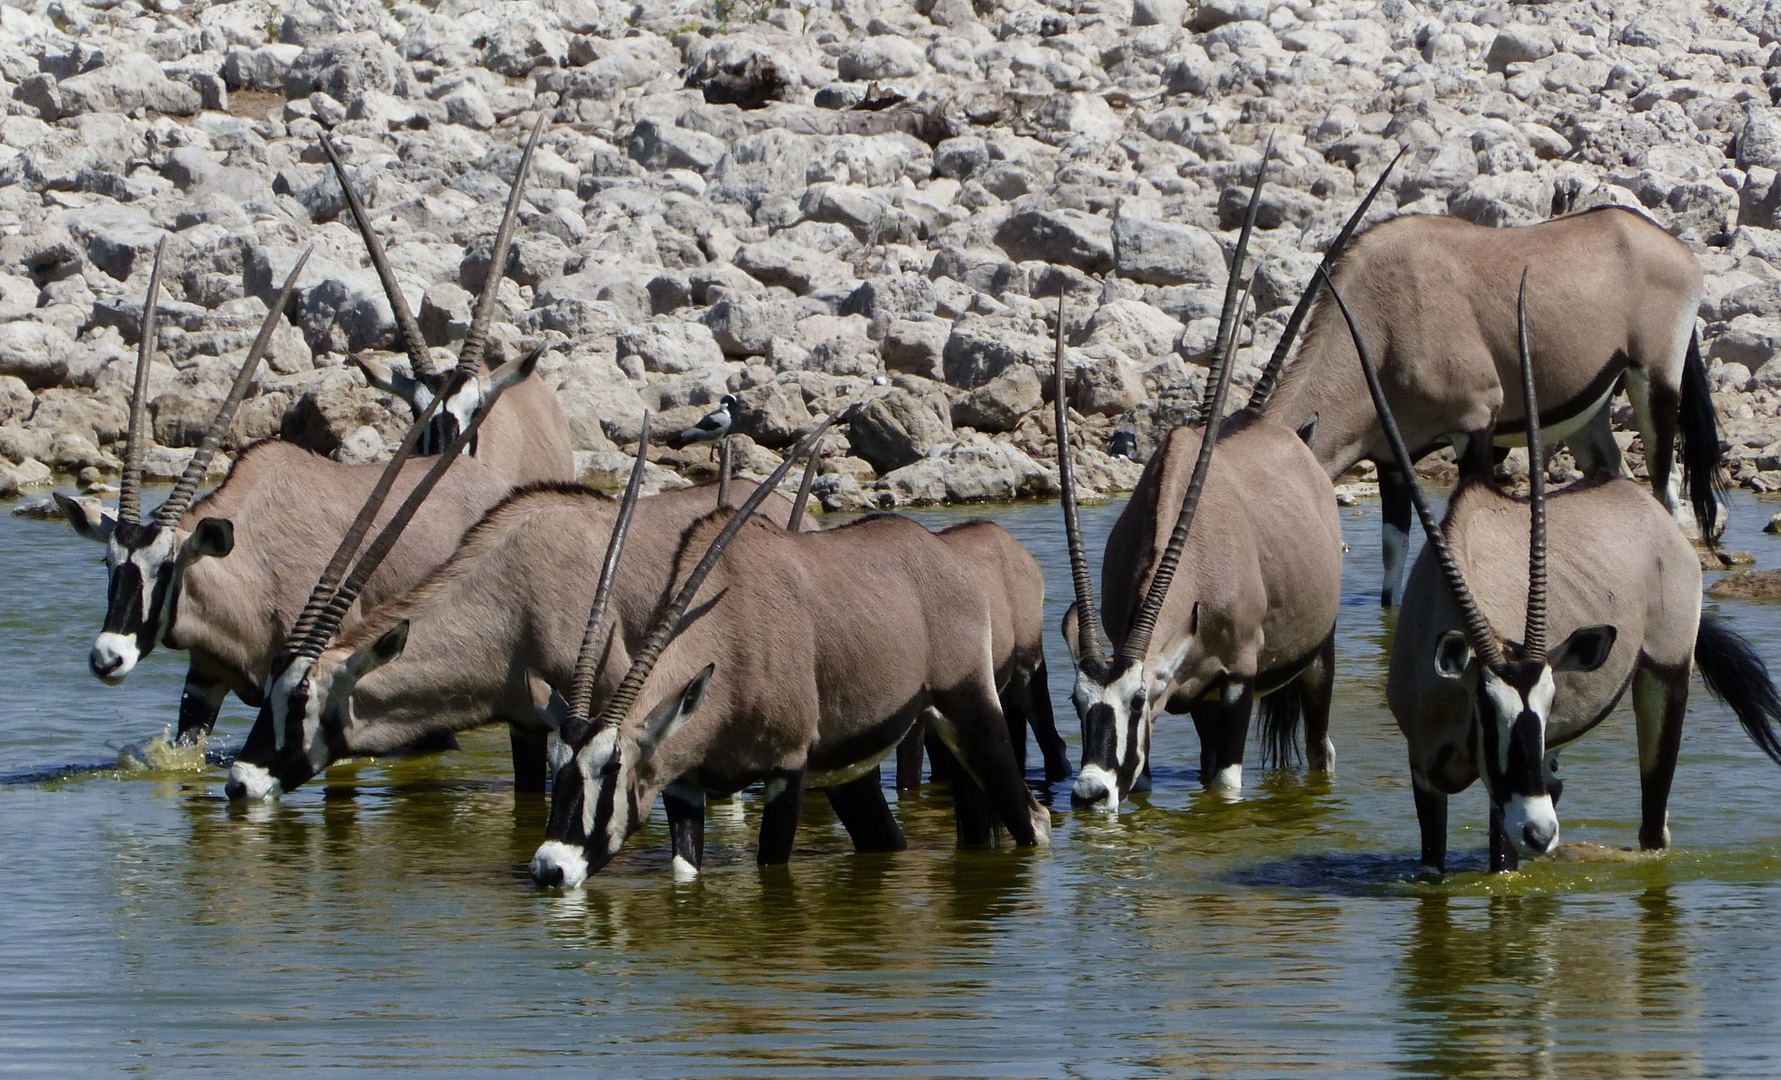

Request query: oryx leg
[
  {"left": 924, "top": 727, "right": 956, "bottom": 784},
  {"left": 1019, "top": 659, "right": 1073, "bottom": 782},
  {"left": 174, "top": 667, "right": 229, "bottom": 744},
  {"left": 757, "top": 769, "right": 806, "bottom": 866},
  {"left": 1566, "top": 405, "right": 1626, "bottom": 480},
  {"left": 1378, "top": 461, "right": 1413, "bottom": 608},
  {"left": 1488, "top": 801, "right": 1520, "bottom": 873},
  {"left": 663, "top": 782, "right": 706, "bottom": 876},
  {"left": 895, "top": 719, "right": 925, "bottom": 790},
  {"left": 510, "top": 726, "right": 549, "bottom": 793},
  {"left": 926, "top": 684, "right": 1049, "bottom": 846},
  {"left": 1412, "top": 774, "right": 1448, "bottom": 875},
  {"left": 1000, "top": 681, "right": 1029, "bottom": 773},
  {"left": 1625, "top": 369, "right": 1689, "bottom": 531},
  {"left": 1633, "top": 665, "right": 1688, "bottom": 851},
  {"left": 1299, "top": 632, "right": 1337, "bottom": 774},
  {"left": 1191, "top": 679, "right": 1253, "bottom": 791},
  {"left": 825, "top": 766, "right": 907, "bottom": 853}
]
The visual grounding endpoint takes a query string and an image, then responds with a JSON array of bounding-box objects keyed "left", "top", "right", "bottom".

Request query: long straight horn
[
  {"left": 567, "top": 412, "right": 651, "bottom": 722},
  {"left": 1197, "top": 134, "right": 1271, "bottom": 426},
  {"left": 716, "top": 436, "right": 733, "bottom": 510},
  {"left": 1320, "top": 265, "right": 1503, "bottom": 671},
  {"left": 294, "top": 348, "right": 546, "bottom": 657},
  {"left": 1518, "top": 270, "right": 1547, "bottom": 662},
  {"left": 588, "top": 410, "right": 842, "bottom": 735},
  {"left": 283, "top": 365, "right": 461, "bottom": 653},
  {"left": 1247, "top": 146, "right": 1405, "bottom": 412},
  {"left": 1120, "top": 285, "right": 1242, "bottom": 664},
  {"left": 787, "top": 441, "right": 821, "bottom": 531},
  {"left": 456, "top": 110, "right": 549, "bottom": 375},
  {"left": 321, "top": 134, "right": 433, "bottom": 379},
  {"left": 154, "top": 248, "right": 313, "bottom": 527},
  {"left": 120, "top": 236, "right": 171, "bottom": 524},
  {"left": 1054, "top": 294, "right": 1105, "bottom": 662}
]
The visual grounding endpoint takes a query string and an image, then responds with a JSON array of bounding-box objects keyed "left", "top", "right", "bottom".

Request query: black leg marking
[
  {"left": 950, "top": 766, "right": 994, "bottom": 846},
  {"left": 1489, "top": 801, "right": 1520, "bottom": 873},
  {"left": 510, "top": 726, "right": 549, "bottom": 793},
  {"left": 664, "top": 783, "right": 706, "bottom": 871},
  {"left": 175, "top": 668, "right": 229, "bottom": 743},
  {"left": 895, "top": 719, "right": 925, "bottom": 790},
  {"left": 825, "top": 767, "right": 906, "bottom": 853},
  {"left": 1413, "top": 778, "right": 1447, "bottom": 875},
  {"left": 1190, "top": 681, "right": 1253, "bottom": 788},
  {"left": 1378, "top": 461, "right": 1413, "bottom": 608},
  {"left": 1023, "top": 660, "right": 1073, "bottom": 782},
  {"left": 925, "top": 729, "right": 956, "bottom": 784},
  {"left": 757, "top": 770, "right": 806, "bottom": 866},
  {"left": 930, "top": 681, "right": 1045, "bottom": 847}
]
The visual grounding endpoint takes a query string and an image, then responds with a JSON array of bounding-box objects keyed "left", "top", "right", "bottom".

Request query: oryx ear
[
  {"left": 638, "top": 663, "right": 713, "bottom": 758},
  {"left": 56, "top": 492, "right": 116, "bottom": 542},
  {"left": 1296, "top": 414, "right": 1318, "bottom": 447},
  {"left": 486, "top": 344, "right": 544, "bottom": 394},
  {"left": 353, "top": 354, "right": 405, "bottom": 395},
  {"left": 182, "top": 517, "right": 234, "bottom": 562},
  {"left": 344, "top": 620, "right": 409, "bottom": 681},
  {"left": 1153, "top": 622, "right": 1195, "bottom": 687},
  {"left": 537, "top": 690, "right": 571, "bottom": 733},
  {"left": 1433, "top": 630, "right": 1472, "bottom": 679},
  {"left": 1061, "top": 602, "right": 1087, "bottom": 665},
  {"left": 1551, "top": 624, "right": 1616, "bottom": 673}
]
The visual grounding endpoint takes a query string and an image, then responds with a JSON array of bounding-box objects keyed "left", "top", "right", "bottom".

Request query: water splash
[{"left": 114, "top": 727, "right": 210, "bottom": 775}]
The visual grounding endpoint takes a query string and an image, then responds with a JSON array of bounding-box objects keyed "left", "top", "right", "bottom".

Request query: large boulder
[
  {"left": 58, "top": 53, "right": 202, "bottom": 116},
  {"left": 941, "top": 317, "right": 1054, "bottom": 390},
  {"left": 284, "top": 33, "right": 401, "bottom": 99},
  {"left": 615, "top": 319, "right": 726, "bottom": 376},
  {"left": 1113, "top": 218, "right": 1227, "bottom": 287},
  {"left": 994, "top": 208, "right": 1114, "bottom": 273},
  {"left": 702, "top": 296, "right": 793, "bottom": 358},
  {"left": 952, "top": 364, "right": 1043, "bottom": 433},
  {"left": 0, "top": 322, "right": 74, "bottom": 389},
  {"left": 878, "top": 433, "right": 1054, "bottom": 504},
  {"left": 846, "top": 389, "right": 951, "bottom": 474},
  {"left": 730, "top": 382, "right": 813, "bottom": 449}
]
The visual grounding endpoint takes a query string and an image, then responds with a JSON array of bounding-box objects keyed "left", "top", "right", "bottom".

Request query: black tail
[
  {"left": 1695, "top": 615, "right": 1781, "bottom": 766},
  {"left": 1258, "top": 681, "right": 1303, "bottom": 770},
  {"left": 1679, "top": 332, "right": 1726, "bottom": 540}
]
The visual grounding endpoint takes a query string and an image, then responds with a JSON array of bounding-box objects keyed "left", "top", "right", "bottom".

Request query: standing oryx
[
  {"left": 1058, "top": 161, "right": 1344, "bottom": 811},
  {"left": 223, "top": 471, "right": 815, "bottom": 799},
  {"left": 1252, "top": 206, "right": 1719, "bottom": 605},
  {"left": 322, "top": 115, "right": 574, "bottom": 489},
  {"left": 57, "top": 241, "right": 511, "bottom": 744},
  {"left": 529, "top": 425, "right": 1053, "bottom": 886},
  {"left": 1330, "top": 270, "right": 1781, "bottom": 873},
  {"left": 896, "top": 519, "right": 1072, "bottom": 787}
]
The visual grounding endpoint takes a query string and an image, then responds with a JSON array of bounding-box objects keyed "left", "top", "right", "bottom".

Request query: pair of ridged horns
[
  {"left": 1326, "top": 266, "right": 1547, "bottom": 669},
  {"left": 1057, "top": 139, "right": 1406, "bottom": 666},
  {"left": 321, "top": 107, "right": 549, "bottom": 387},
  {"left": 117, "top": 237, "right": 314, "bottom": 530},
  {"left": 276, "top": 111, "right": 556, "bottom": 661},
  {"left": 560, "top": 412, "right": 842, "bottom": 742}
]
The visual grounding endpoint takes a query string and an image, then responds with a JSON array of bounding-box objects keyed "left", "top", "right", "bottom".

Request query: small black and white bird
[
  {"left": 1109, "top": 429, "right": 1140, "bottom": 461},
  {"left": 670, "top": 394, "right": 738, "bottom": 449}
]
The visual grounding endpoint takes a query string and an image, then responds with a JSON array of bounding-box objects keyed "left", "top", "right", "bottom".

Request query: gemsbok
[
  {"left": 528, "top": 424, "right": 1053, "bottom": 886},
  {"left": 222, "top": 463, "right": 817, "bottom": 799},
  {"left": 1330, "top": 269, "right": 1781, "bottom": 874},
  {"left": 896, "top": 520, "right": 1071, "bottom": 787},
  {"left": 1251, "top": 205, "right": 1720, "bottom": 606},
  {"left": 57, "top": 241, "right": 512, "bottom": 744},
  {"left": 1058, "top": 161, "right": 1344, "bottom": 812},
  {"left": 321, "top": 115, "right": 574, "bottom": 488}
]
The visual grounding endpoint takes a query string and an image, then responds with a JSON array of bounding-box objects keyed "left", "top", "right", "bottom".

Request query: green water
[{"left": 4, "top": 491, "right": 1781, "bottom": 1076}]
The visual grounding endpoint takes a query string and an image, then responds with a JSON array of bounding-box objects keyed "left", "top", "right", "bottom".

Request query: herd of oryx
[{"left": 52, "top": 114, "right": 1781, "bottom": 888}]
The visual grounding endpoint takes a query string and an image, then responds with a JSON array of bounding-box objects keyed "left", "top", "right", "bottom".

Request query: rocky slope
[{"left": 1, "top": 0, "right": 1779, "bottom": 511}]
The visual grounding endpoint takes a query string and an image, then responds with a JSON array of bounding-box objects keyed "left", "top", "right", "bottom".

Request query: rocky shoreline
[{"left": 1, "top": 0, "right": 1780, "bottom": 513}]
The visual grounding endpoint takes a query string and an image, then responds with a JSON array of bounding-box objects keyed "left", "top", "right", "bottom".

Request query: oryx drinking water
[
  {"left": 1253, "top": 206, "right": 1720, "bottom": 606},
  {"left": 1330, "top": 270, "right": 1781, "bottom": 873},
  {"left": 57, "top": 242, "right": 511, "bottom": 744},
  {"left": 529, "top": 424, "right": 1053, "bottom": 886},
  {"left": 1059, "top": 159, "right": 1344, "bottom": 811}
]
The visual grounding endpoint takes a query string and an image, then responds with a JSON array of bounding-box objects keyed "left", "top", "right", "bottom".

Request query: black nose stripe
[{"left": 1083, "top": 702, "right": 1117, "bottom": 766}]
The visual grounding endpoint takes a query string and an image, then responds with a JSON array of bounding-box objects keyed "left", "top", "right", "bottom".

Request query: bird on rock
[{"left": 670, "top": 395, "right": 738, "bottom": 449}]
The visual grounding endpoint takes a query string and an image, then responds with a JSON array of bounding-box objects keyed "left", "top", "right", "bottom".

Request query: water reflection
[{"left": 1396, "top": 888, "right": 1703, "bottom": 1079}]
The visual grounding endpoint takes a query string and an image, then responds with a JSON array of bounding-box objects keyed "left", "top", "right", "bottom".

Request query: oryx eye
[
  {"left": 1130, "top": 693, "right": 1144, "bottom": 714},
  {"left": 599, "top": 752, "right": 622, "bottom": 777}
]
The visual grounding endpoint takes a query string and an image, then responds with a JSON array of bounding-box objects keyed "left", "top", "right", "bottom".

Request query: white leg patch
[
  {"left": 671, "top": 854, "right": 699, "bottom": 880},
  {"left": 1207, "top": 763, "right": 1243, "bottom": 791}
]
